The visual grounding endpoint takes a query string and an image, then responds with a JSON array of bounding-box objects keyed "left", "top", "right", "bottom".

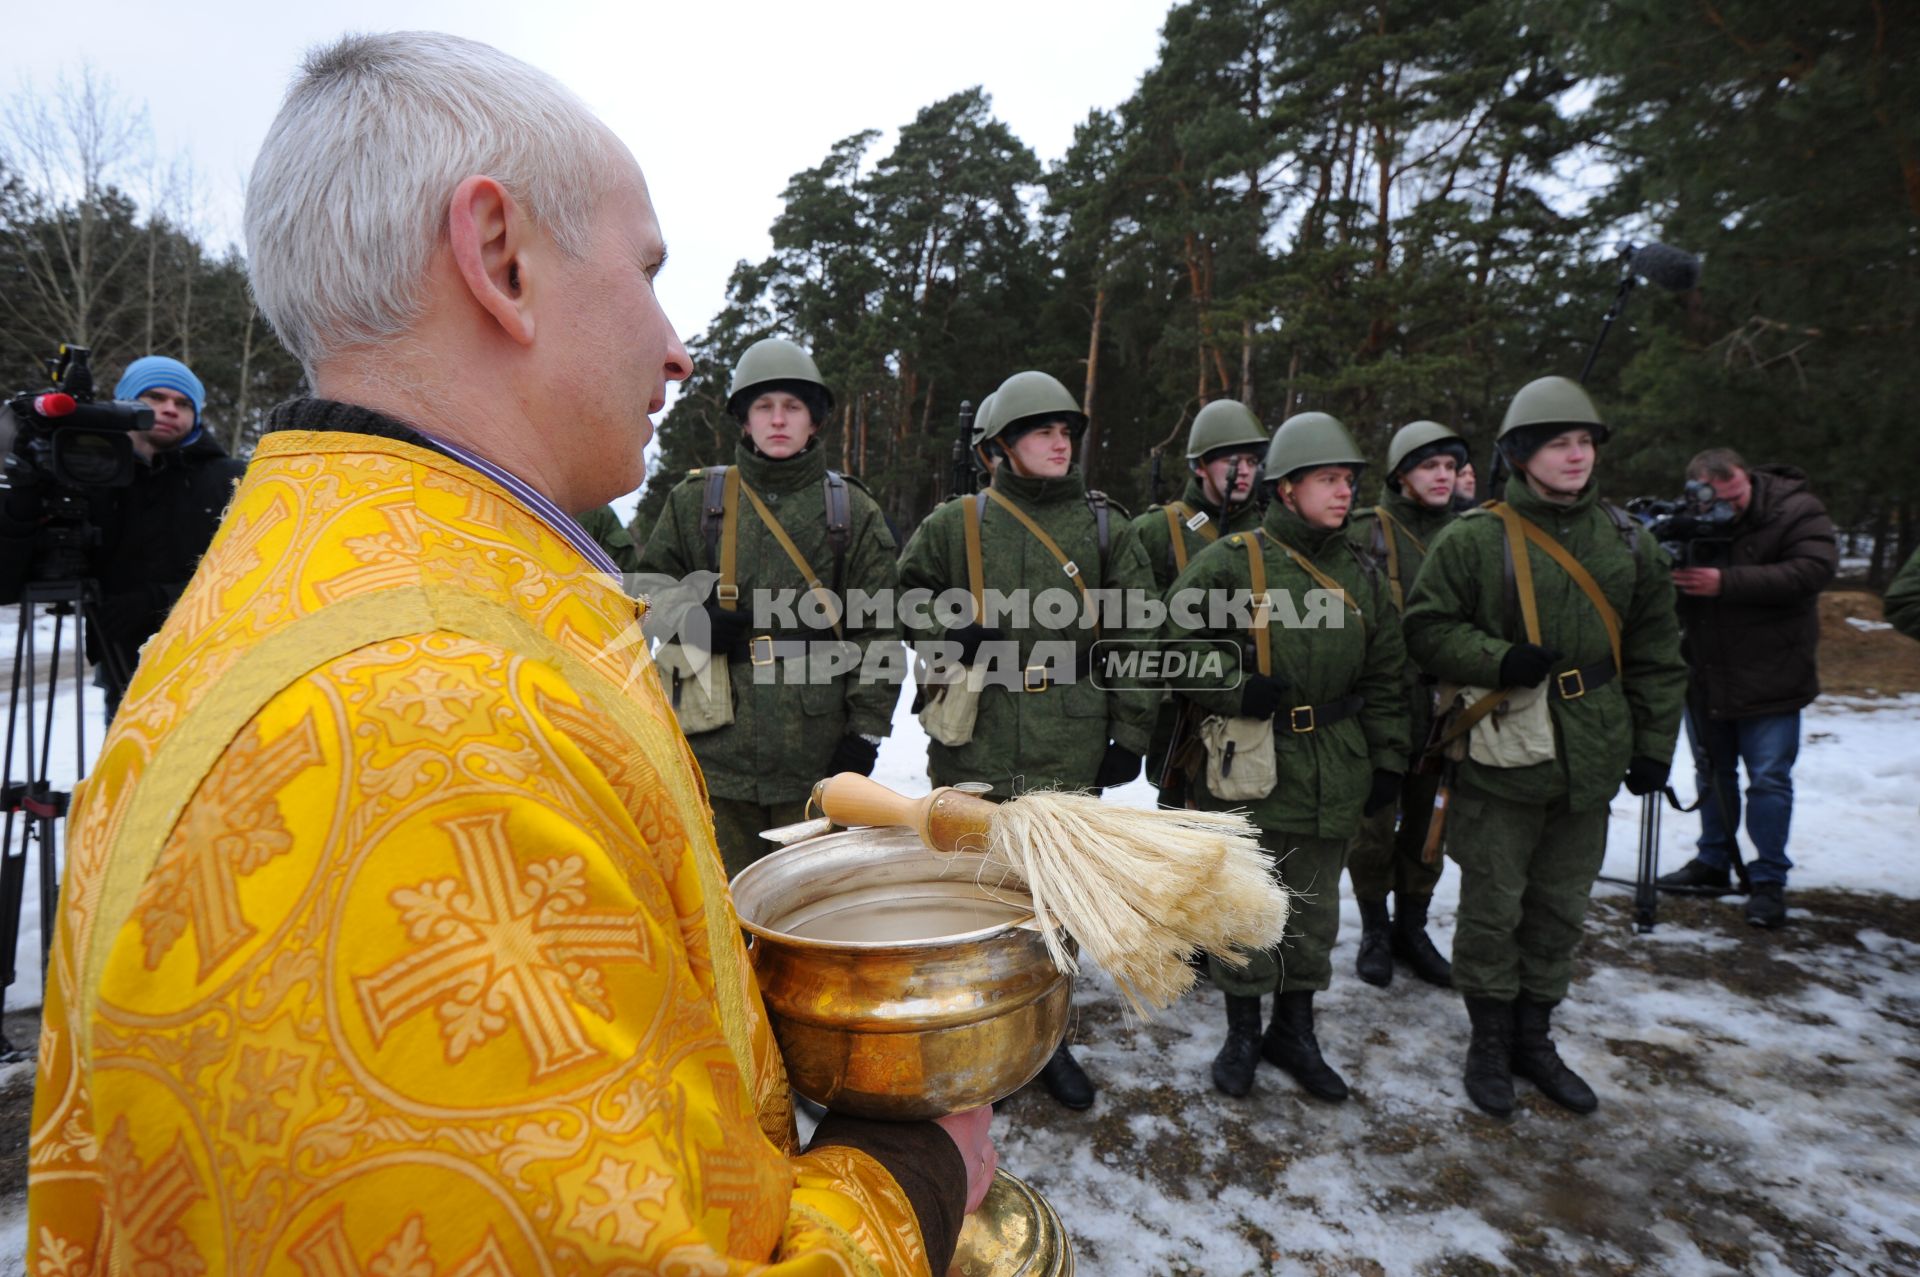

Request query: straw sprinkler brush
[{"left": 810, "top": 773, "right": 1291, "bottom": 1014}]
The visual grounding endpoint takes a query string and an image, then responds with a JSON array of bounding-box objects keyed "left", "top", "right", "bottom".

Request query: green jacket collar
[
  {"left": 733, "top": 437, "right": 825, "bottom": 493},
  {"left": 1262, "top": 503, "right": 1347, "bottom": 557},
  {"left": 991, "top": 463, "right": 1087, "bottom": 507},
  {"left": 1177, "top": 475, "right": 1256, "bottom": 527},
  {"left": 1378, "top": 486, "right": 1455, "bottom": 541},
  {"left": 1505, "top": 474, "right": 1599, "bottom": 523}
]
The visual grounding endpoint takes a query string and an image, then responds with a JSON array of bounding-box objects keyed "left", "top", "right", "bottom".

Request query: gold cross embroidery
[
  {"left": 100, "top": 1119, "right": 204, "bottom": 1271},
  {"left": 138, "top": 713, "right": 325, "bottom": 979},
  {"left": 354, "top": 809, "right": 651, "bottom": 1079},
  {"left": 292, "top": 1210, "right": 514, "bottom": 1277}
]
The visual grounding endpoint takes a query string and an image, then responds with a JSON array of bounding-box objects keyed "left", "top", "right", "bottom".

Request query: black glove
[
  {"left": 1095, "top": 743, "right": 1142, "bottom": 789},
  {"left": 1498, "top": 642, "right": 1562, "bottom": 689},
  {"left": 1624, "top": 755, "right": 1670, "bottom": 796},
  {"left": 692, "top": 598, "right": 754, "bottom": 655},
  {"left": 945, "top": 622, "right": 1005, "bottom": 666},
  {"left": 827, "top": 734, "right": 880, "bottom": 777},
  {"left": 1363, "top": 769, "right": 1402, "bottom": 816},
  {"left": 1240, "top": 672, "right": 1290, "bottom": 720}
]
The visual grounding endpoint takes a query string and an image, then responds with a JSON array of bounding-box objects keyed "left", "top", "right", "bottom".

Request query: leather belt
[
  {"left": 1285, "top": 693, "right": 1364, "bottom": 734},
  {"left": 736, "top": 634, "right": 857, "bottom": 665},
  {"left": 1552, "top": 655, "right": 1616, "bottom": 701},
  {"left": 1021, "top": 648, "right": 1096, "bottom": 692}
]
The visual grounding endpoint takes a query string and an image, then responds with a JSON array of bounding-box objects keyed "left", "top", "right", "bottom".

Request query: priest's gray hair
[{"left": 245, "top": 31, "right": 620, "bottom": 375}]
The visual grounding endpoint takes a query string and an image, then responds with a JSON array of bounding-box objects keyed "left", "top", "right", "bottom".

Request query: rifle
[
  {"left": 1148, "top": 445, "right": 1165, "bottom": 507},
  {"left": 949, "top": 399, "right": 977, "bottom": 500},
  {"left": 1156, "top": 695, "right": 1198, "bottom": 805}
]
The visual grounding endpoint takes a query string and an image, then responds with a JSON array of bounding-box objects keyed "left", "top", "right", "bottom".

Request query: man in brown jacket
[{"left": 1657, "top": 450, "right": 1837, "bottom": 927}]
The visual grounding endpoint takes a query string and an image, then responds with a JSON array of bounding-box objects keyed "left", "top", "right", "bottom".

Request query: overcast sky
[{"left": 5, "top": 0, "right": 1175, "bottom": 366}]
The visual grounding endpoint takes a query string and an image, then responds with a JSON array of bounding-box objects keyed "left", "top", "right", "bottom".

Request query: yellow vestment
[{"left": 27, "top": 430, "right": 933, "bottom": 1275}]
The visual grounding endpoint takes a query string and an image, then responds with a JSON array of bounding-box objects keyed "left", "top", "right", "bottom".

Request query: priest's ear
[{"left": 448, "top": 175, "right": 538, "bottom": 346}]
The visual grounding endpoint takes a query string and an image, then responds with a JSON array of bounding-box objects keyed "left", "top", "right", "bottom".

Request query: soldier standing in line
[
  {"left": 1160, "top": 412, "right": 1409, "bottom": 1101},
  {"left": 1403, "top": 377, "right": 1685, "bottom": 1117},
  {"left": 1344, "top": 421, "right": 1469, "bottom": 989},
  {"left": 1134, "top": 400, "right": 1268, "bottom": 798},
  {"left": 897, "top": 369, "right": 1158, "bottom": 1110},
  {"left": 639, "top": 338, "right": 903, "bottom": 876}
]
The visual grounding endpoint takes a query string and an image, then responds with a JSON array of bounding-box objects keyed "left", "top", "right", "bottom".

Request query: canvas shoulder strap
[
  {"left": 1164, "top": 503, "right": 1191, "bottom": 575},
  {"left": 701, "top": 466, "right": 730, "bottom": 581},
  {"left": 1601, "top": 499, "right": 1643, "bottom": 554},
  {"left": 1241, "top": 530, "right": 1271, "bottom": 676},
  {"left": 735, "top": 476, "right": 845, "bottom": 637},
  {"left": 962, "top": 491, "right": 988, "bottom": 623},
  {"left": 1087, "top": 490, "right": 1112, "bottom": 572},
  {"left": 1372, "top": 506, "right": 1405, "bottom": 612},
  {"left": 823, "top": 469, "right": 851, "bottom": 601},
  {"left": 1491, "top": 502, "right": 1622, "bottom": 671},
  {"left": 1269, "top": 535, "right": 1364, "bottom": 625},
  {"left": 984, "top": 486, "right": 1097, "bottom": 632}
]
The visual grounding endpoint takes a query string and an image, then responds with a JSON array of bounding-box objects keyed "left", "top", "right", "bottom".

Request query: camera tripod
[{"left": 1, "top": 576, "right": 127, "bottom": 1060}]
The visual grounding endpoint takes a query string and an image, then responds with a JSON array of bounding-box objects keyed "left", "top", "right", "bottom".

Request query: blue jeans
[{"left": 1688, "top": 710, "right": 1800, "bottom": 886}]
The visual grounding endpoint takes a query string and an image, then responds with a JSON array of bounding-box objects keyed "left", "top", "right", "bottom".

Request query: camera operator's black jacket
[
  {"left": 1, "top": 432, "right": 247, "bottom": 686},
  {"left": 1678, "top": 465, "right": 1837, "bottom": 719}
]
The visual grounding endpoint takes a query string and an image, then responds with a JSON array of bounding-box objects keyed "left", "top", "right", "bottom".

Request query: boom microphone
[{"left": 1627, "top": 242, "right": 1701, "bottom": 292}]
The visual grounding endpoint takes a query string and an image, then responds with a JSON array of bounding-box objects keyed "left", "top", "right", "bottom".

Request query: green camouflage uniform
[
  {"left": 1402, "top": 479, "right": 1686, "bottom": 1001},
  {"left": 1161, "top": 504, "right": 1410, "bottom": 995},
  {"left": 638, "top": 442, "right": 901, "bottom": 875},
  {"left": 896, "top": 465, "right": 1156, "bottom": 796},
  {"left": 1886, "top": 545, "right": 1920, "bottom": 642},
  {"left": 1133, "top": 477, "right": 1263, "bottom": 791},
  {"left": 577, "top": 504, "right": 642, "bottom": 574},
  {"left": 1343, "top": 487, "right": 1455, "bottom": 902}
]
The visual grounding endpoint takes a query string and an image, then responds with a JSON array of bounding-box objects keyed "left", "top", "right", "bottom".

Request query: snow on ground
[{"left": 3, "top": 600, "right": 1918, "bottom": 1271}]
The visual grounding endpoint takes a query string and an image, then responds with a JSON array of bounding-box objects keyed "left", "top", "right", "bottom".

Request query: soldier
[
  {"left": 897, "top": 369, "right": 1157, "bottom": 1109},
  {"left": 1161, "top": 411, "right": 1409, "bottom": 1101},
  {"left": 638, "top": 337, "right": 903, "bottom": 876},
  {"left": 576, "top": 502, "right": 642, "bottom": 573},
  {"left": 1135, "top": 400, "right": 1268, "bottom": 797},
  {"left": 965, "top": 390, "right": 1001, "bottom": 487},
  {"left": 1344, "top": 421, "right": 1469, "bottom": 989},
  {"left": 1403, "top": 376, "right": 1685, "bottom": 1117}
]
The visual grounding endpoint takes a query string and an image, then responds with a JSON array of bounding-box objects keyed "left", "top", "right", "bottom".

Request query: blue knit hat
[{"left": 115, "top": 356, "right": 206, "bottom": 440}]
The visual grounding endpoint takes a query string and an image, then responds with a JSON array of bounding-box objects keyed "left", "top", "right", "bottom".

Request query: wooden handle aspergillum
[{"left": 812, "top": 773, "right": 997, "bottom": 855}]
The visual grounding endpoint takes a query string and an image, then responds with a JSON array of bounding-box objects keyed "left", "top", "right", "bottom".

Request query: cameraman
[
  {"left": 1, "top": 355, "right": 246, "bottom": 714},
  {"left": 1658, "top": 448, "right": 1837, "bottom": 928}
]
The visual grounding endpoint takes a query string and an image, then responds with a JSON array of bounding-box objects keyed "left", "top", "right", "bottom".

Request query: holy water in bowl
[{"left": 768, "top": 881, "right": 1034, "bottom": 944}]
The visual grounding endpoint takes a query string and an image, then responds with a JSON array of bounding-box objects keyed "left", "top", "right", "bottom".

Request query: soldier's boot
[
  {"left": 1210, "top": 995, "right": 1264, "bottom": 1097},
  {"left": 1038, "top": 1043, "right": 1095, "bottom": 1111},
  {"left": 1260, "top": 991, "right": 1349, "bottom": 1102},
  {"left": 1354, "top": 898, "right": 1393, "bottom": 987},
  {"left": 1462, "top": 996, "right": 1516, "bottom": 1117},
  {"left": 1745, "top": 882, "right": 1787, "bottom": 929},
  {"left": 1510, "top": 998, "right": 1598, "bottom": 1114},
  {"left": 1390, "top": 893, "right": 1453, "bottom": 988},
  {"left": 1655, "top": 856, "right": 1733, "bottom": 895}
]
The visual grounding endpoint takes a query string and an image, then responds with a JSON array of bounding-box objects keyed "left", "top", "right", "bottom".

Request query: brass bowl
[
  {"left": 731, "top": 826, "right": 1071, "bottom": 1120},
  {"left": 949, "top": 1168, "right": 1076, "bottom": 1276}
]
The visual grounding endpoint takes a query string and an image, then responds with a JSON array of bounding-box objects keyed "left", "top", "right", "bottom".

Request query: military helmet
[
  {"left": 727, "top": 337, "right": 834, "bottom": 420},
  {"left": 1263, "top": 410, "right": 1366, "bottom": 485},
  {"left": 977, "top": 370, "right": 1085, "bottom": 445},
  {"left": 970, "top": 391, "right": 1000, "bottom": 448},
  {"left": 1185, "top": 399, "right": 1269, "bottom": 462},
  {"left": 1386, "top": 419, "right": 1466, "bottom": 476},
  {"left": 1497, "top": 376, "right": 1609, "bottom": 448}
]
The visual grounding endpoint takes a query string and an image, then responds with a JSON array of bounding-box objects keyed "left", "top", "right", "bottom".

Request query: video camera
[
  {"left": 4, "top": 345, "right": 153, "bottom": 492},
  {"left": 3, "top": 345, "right": 155, "bottom": 583},
  {"left": 1629, "top": 478, "right": 1738, "bottom": 567}
]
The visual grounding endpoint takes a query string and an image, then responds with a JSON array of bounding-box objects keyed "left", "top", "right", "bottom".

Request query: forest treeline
[{"left": 4, "top": 2, "right": 1915, "bottom": 579}]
